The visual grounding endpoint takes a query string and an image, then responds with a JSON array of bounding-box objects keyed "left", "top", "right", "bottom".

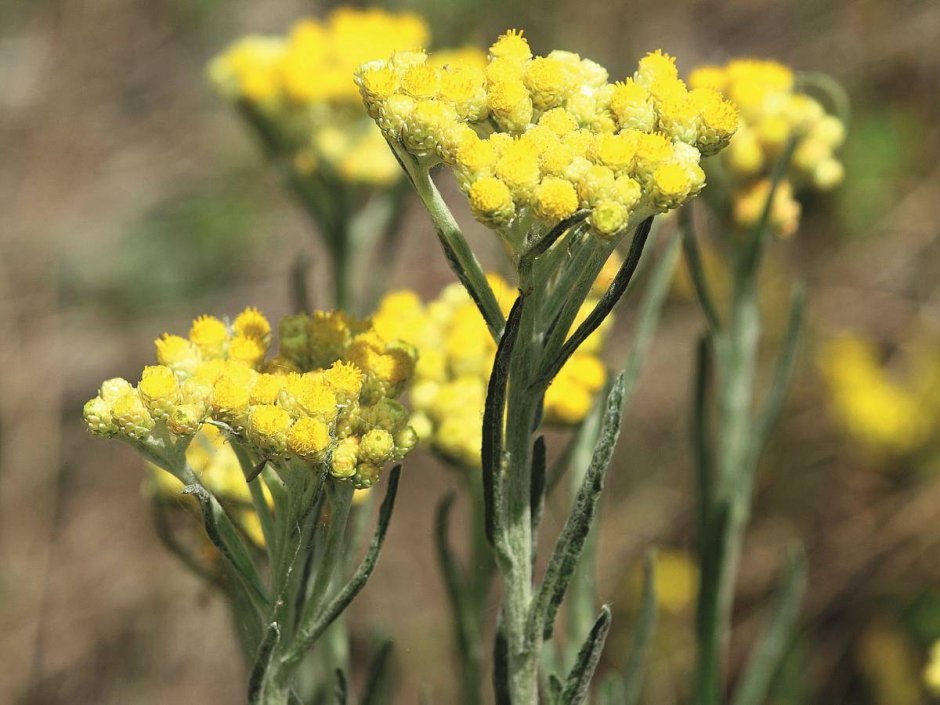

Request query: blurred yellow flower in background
[
  {"left": 372, "top": 273, "right": 613, "bottom": 468},
  {"left": 819, "top": 334, "right": 939, "bottom": 454},
  {"left": 689, "top": 59, "right": 846, "bottom": 236},
  {"left": 208, "top": 8, "right": 484, "bottom": 187}
]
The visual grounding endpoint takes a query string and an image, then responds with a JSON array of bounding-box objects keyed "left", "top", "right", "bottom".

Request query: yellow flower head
[
  {"left": 189, "top": 315, "right": 229, "bottom": 358},
  {"left": 138, "top": 365, "right": 179, "bottom": 420},
  {"left": 88, "top": 305, "right": 417, "bottom": 490},
  {"left": 489, "top": 29, "right": 532, "bottom": 62},
  {"left": 209, "top": 9, "right": 473, "bottom": 188},
  {"left": 689, "top": 57, "right": 846, "bottom": 236},
  {"left": 233, "top": 307, "right": 272, "bottom": 345},
  {"left": 155, "top": 334, "right": 201, "bottom": 377},
  {"left": 358, "top": 36, "right": 735, "bottom": 244}
]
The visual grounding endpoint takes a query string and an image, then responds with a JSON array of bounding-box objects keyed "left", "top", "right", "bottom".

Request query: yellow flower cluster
[
  {"left": 689, "top": 59, "right": 846, "bottom": 237},
  {"left": 356, "top": 32, "right": 737, "bottom": 242},
  {"left": 371, "top": 275, "right": 610, "bottom": 468},
  {"left": 209, "top": 8, "right": 482, "bottom": 186},
  {"left": 819, "top": 335, "right": 938, "bottom": 454},
  {"left": 84, "top": 307, "right": 418, "bottom": 489}
]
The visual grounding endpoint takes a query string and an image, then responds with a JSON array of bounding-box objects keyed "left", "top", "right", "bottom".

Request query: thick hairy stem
[{"left": 499, "top": 280, "right": 545, "bottom": 705}]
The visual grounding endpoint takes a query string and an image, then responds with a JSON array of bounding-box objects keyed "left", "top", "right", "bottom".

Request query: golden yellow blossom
[
  {"left": 85, "top": 308, "right": 418, "bottom": 489},
  {"left": 357, "top": 33, "right": 737, "bottom": 243}
]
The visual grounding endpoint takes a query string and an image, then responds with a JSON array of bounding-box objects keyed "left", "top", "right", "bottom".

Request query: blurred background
[{"left": 2, "top": 0, "right": 939, "bottom": 702}]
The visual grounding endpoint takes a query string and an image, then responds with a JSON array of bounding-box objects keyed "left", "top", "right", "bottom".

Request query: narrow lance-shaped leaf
[
  {"left": 183, "top": 483, "right": 270, "bottom": 613},
  {"left": 530, "top": 435, "right": 548, "bottom": 548},
  {"left": 247, "top": 622, "right": 281, "bottom": 705},
  {"left": 493, "top": 621, "right": 511, "bottom": 705},
  {"left": 546, "top": 380, "right": 609, "bottom": 495},
  {"left": 530, "top": 374, "right": 626, "bottom": 642},
  {"left": 537, "top": 217, "right": 654, "bottom": 388},
  {"left": 283, "top": 466, "right": 402, "bottom": 671},
  {"left": 481, "top": 295, "right": 525, "bottom": 546},
  {"left": 334, "top": 669, "right": 348, "bottom": 705},
  {"left": 693, "top": 501, "right": 731, "bottom": 705},
  {"left": 560, "top": 605, "right": 613, "bottom": 705},
  {"left": 622, "top": 552, "right": 658, "bottom": 705},
  {"left": 548, "top": 675, "right": 564, "bottom": 703},
  {"left": 731, "top": 546, "right": 807, "bottom": 705},
  {"left": 360, "top": 640, "right": 395, "bottom": 705}
]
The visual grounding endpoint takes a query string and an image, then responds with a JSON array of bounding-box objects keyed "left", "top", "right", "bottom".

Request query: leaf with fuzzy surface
[{"left": 529, "top": 374, "right": 626, "bottom": 642}]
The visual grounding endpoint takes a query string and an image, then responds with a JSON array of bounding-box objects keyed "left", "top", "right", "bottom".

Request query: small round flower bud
[
  {"left": 394, "top": 426, "right": 419, "bottom": 458},
  {"left": 212, "top": 376, "right": 251, "bottom": 425},
  {"left": 307, "top": 311, "right": 353, "bottom": 369},
  {"left": 100, "top": 377, "right": 133, "bottom": 403},
  {"left": 454, "top": 136, "right": 498, "bottom": 188},
  {"left": 400, "top": 63, "right": 441, "bottom": 100},
  {"left": 249, "top": 373, "right": 284, "bottom": 405},
  {"left": 354, "top": 462, "right": 382, "bottom": 489},
  {"left": 138, "top": 365, "right": 179, "bottom": 420},
  {"left": 590, "top": 132, "right": 636, "bottom": 174},
  {"left": 404, "top": 99, "right": 457, "bottom": 156},
  {"left": 590, "top": 199, "right": 630, "bottom": 238},
  {"left": 689, "top": 88, "right": 738, "bottom": 156},
  {"left": 486, "top": 79, "right": 533, "bottom": 133},
  {"left": 378, "top": 93, "right": 417, "bottom": 140},
  {"left": 167, "top": 403, "right": 206, "bottom": 437},
  {"left": 439, "top": 65, "right": 488, "bottom": 122},
  {"left": 576, "top": 164, "right": 617, "bottom": 207},
  {"left": 111, "top": 390, "right": 155, "bottom": 440},
  {"left": 83, "top": 396, "right": 115, "bottom": 436},
  {"left": 357, "top": 63, "right": 400, "bottom": 117},
  {"left": 610, "top": 80, "right": 656, "bottom": 132},
  {"left": 331, "top": 437, "right": 360, "bottom": 479},
  {"left": 359, "top": 429, "right": 395, "bottom": 464}
]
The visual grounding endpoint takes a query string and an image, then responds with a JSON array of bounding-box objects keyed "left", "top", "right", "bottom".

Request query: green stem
[
  {"left": 398, "top": 154, "right": 505, "bottom": 340},
  {"left": 500, "top": 271, "right": 545, "bottom": 705}
]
